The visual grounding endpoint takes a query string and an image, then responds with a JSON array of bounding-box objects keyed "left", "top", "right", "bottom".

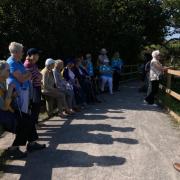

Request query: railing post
[{"left": 166, "top": 73, "right": 172, "bottom": 91}]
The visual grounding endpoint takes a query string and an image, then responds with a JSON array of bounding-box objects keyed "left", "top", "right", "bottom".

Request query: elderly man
[
  {"left": 7, "top": 42, "right": 46, "bottom": 156},
  {"left": 24, "top": 48, "right": 42, "bottom": 125}
]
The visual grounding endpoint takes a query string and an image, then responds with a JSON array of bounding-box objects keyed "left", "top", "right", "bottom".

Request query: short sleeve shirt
[
  {"left": 99, "top": 65, "right": 112, "bottom": 77},
  {"left": 150, "top": 59, "right": 163, "bottom": 81},
  {"left": 7, "top": 56, "right": 29, "bottom": 92},
  {"left": 111, "top": 58, "right": 123, "bottom": 70}
]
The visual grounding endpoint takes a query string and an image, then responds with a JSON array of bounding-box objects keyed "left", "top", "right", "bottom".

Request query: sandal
[{"left": 173, "top": 163, "right": 180, "bottom": 172}]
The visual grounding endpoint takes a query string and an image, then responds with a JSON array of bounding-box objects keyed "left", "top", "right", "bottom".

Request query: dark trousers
[
  {"left": 31, "top": 102, "right": 41, "bottom": 124},
  {"left": 113, "top": 70, "right": 121, "bottom": 91},
  {"left": 12, "top": 111, "right": 38, "bottom": 146},
  {"left": 145, "top": 80, "right": 159, "bottom": 104},
  {"left": 31, "top": 86, "right": 41, "bottom": 124},
  {"left": 80, "top": 79, "right": 96, "bottom": 103},
  {"left": 73, "top": 86, "right": 85, "bottom": 105}
]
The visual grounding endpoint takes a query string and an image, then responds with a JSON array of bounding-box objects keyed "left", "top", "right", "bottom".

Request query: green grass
[{"left": 158, "top": 91, "right": 180, "bottom": 116}]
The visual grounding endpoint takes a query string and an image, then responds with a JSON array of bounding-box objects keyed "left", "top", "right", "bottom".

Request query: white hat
[
  {"left": 100, "top": 48, "right": 107, "bottom": 54},
  {"left": 45, "top": 58, "right": 55, "bottom": 66}
]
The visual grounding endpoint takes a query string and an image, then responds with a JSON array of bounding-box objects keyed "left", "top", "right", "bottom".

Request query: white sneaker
[
  {"left": 150, "top": 104, "right": 158, "bottom": 107},
  {"left": 143, "top": 100, "right": 148, "bottom": 105}
]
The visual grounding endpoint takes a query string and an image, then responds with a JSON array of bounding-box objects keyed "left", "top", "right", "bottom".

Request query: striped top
[{"left": 24, "top": 59, "right": 42, "bottom": 87}]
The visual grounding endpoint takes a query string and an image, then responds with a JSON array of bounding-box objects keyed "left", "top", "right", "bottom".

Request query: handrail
[
  {"left": 120, "top": 65, "right": 139, "bottom": 82},
  {"left": 167, "top": 69, "right": 180, "bottom": 76},
  {"left": 159, "top": 69, "right": 180, "bottom": 101}
]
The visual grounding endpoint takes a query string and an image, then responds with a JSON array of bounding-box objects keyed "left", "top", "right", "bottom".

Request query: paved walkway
[{"left": 0, "top": 81, "right": 180, "bottom": 180}]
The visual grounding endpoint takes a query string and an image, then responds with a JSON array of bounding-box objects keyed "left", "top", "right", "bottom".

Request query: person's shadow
[
  {"left": 4, "top": 149, "right": 126, "bottom": 180},
  {"left": 39, "top": 123, "right": 138, "bottom": 145}
]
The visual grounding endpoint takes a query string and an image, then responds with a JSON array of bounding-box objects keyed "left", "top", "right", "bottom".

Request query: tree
[{"left": 0, "top": 0, "right": 172, "bottom": 65}]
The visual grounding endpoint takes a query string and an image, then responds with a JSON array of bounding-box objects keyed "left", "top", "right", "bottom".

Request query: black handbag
[{"left": 0, "top": 110, "right": 17, "bottom": 133}]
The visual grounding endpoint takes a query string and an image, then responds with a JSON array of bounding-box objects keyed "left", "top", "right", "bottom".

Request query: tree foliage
[{"left": 0, "top": 0, "right": 172, "bottom": 65}]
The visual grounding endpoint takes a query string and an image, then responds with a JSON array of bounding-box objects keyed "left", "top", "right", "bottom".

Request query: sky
[{"left": 165, "top": 27, "right": 180, "bottom": 40}]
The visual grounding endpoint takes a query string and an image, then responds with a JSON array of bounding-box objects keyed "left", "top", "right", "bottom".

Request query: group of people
[{"left": 0, "top": 42, "right": 124, "bottom": 159}]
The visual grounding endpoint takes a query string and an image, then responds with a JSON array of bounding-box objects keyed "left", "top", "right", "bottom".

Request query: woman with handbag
[{"left": 144, "top": 50, "right": 169, "bottom": 106}]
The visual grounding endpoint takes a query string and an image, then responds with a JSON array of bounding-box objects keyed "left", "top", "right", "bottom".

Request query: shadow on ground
[{"left": 2, "top": 81, "right": 156, "bottom": 180}]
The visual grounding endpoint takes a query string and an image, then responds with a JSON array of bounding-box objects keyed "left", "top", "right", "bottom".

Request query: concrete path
[{"left": 0, "top": 81, "right": 180, "bottom": 180}]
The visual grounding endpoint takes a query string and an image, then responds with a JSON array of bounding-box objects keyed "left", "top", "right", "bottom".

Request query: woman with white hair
[
  {"left": 53, "top": 59, "right": 76, "bottom": 113},
  {"left": 41, "top": 58, "right": 72, "bottom": 117},
  {"left": 144, "top": 50, "right": 168, "bottom": 105}
]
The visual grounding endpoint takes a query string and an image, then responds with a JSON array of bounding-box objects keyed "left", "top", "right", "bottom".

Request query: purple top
[{"left": 24, "top": 60, "right": 42, "bottom": 87}]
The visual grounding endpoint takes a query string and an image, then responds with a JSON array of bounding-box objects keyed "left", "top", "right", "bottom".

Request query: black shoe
[
  {"left": 5, "top": 147, "right": 27, "bottom": 159},
  {"left": 27, "top": 142, "right": 46, "bottom": 152}
]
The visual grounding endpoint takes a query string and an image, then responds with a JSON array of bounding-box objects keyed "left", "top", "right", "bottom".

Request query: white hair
[
  {"left": 55, "top": 59, "right": 63, "bottom": 64},
  {"left": 9, "top": 42, "right": 23, "bottom": 54},
  {"left": 0, "top": 60, "right": 8, "bottom": 76},
  {"left": 152, "top": 50, "right": 160, "bottom": 58}
]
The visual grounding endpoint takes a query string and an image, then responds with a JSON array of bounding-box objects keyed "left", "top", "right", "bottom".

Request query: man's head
[
  {"left": 66, "top": 59, "right": 75, "bottom": 68},
  {"left": 27, "top": 48, "right": 41, "bottom": 63},
  {"left": 86, "top": 53, "right": 92, "bottom": 60},
  {"left": 100, "top": 48, "right": 107, "bottom": 55},
  {"left": 113, "top": 51, "right": 120, "bottom": 58},
  {"left": 45, "top": 58, "right": 55, "bottom": 70},
  {"left": 9, "top": 42, "right": 24, "bottom": 61}
]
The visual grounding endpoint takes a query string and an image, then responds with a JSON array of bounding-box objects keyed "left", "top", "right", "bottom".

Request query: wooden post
[{"left": 166, "top": 73, "right": 172, "bottom": 94}]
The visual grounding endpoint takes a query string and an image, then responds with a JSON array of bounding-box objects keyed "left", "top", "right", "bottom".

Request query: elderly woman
[
  {"left": 24, "top": 48, "right": 42, "bottom": 124},
  {"left": 53, "top": 60, "right": 76, "bottom": 113},
  {"left": 0, "top": 60, "right": 16, "bottom": 130},
  {"left": 7, "top": 42, "right": 45, "bottom": 155},
  {"left": 63, "top": 59, "right": 85, "bottom": 106},
  {"left": 0, "top": 60, "right": 25, "bottom": 159},
  {"left": 99, "top": 59, "right": 113, "bottom": 95},
  {"left": 41, "top": 58, "right": 71, "bottom": 117},
  {"left": 144, "top": 50, "right": 169, "bottom": 105}
]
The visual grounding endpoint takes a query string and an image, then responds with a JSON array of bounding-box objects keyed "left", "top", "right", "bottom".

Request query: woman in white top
[{"left": 145, "top": 50, "right": 168, "bottom": 105}]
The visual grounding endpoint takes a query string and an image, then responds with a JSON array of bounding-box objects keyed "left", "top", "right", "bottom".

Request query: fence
[
  {"left": 159, "top": 69, "right": 180, "bottom": 101},
  {"left": 159, "top": 69, "right": 180, "bottom": 121},
  {"left": 120, "top": 65, "right": 139, "bottom": 83}
]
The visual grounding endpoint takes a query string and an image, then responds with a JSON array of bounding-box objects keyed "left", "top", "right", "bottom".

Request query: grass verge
[{"left": 158, "top": 91, "right": 180, "bottom": 118}]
